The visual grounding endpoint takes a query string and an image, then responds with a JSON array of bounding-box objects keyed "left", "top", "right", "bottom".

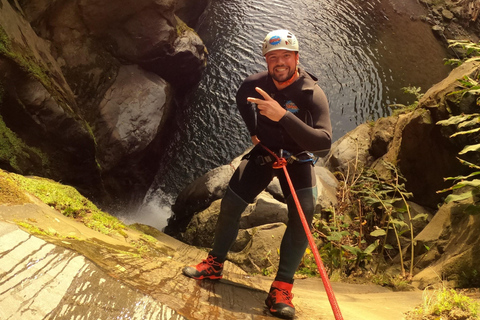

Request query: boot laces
[
  {"left": 198, "top": 255, "right": 223, "bottom": 272},
  {"left": 272, "top": 287, "right": 293, "bottom": 305}
]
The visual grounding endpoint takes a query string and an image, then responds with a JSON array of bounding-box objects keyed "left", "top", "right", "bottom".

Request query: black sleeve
[{"left": 279, "top": 85, "right": 332, "bottom": 157}]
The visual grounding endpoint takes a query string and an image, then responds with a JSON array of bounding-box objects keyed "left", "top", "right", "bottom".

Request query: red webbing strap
[{"left": 260, "top": 143, "right": 344, "bottom": 320}]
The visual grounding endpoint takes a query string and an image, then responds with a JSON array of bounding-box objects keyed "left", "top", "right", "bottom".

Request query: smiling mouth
[{"left": 275, "top": 67, "right": 288, "bottom": 73}]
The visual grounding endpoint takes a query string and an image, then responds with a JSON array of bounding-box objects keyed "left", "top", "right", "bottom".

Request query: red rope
[{"left": 260, "top": 144, "right": 344, "bottom": 320}]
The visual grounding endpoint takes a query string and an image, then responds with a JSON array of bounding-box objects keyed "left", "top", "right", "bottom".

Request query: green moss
[
  {"left": 0, "top": 115, "right": 49, "bottom": 173},
  {"left": 0, "top": 26, "right": 52, "bottom": 88},
  {"left": 16, "top": 220, "right": 58, "bottom": 237},
  {"left": 0, "top": 26, "right": 74, "bottom": 118},
  {"left": 8, "top": 172, "right": 127, "bottom": 236},
  {"left": 140, "top": 233, "right": 157, "bottom": 244},
  {"left": 0, "top": 169, "right": 31, "bottom": 205},
  {"left": 0, "top": 26, "right": 11, "bottom": 55}
]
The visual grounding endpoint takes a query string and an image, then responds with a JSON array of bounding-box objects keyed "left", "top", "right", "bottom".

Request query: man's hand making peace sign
[{"left": 247, "top": 87, "right": 287, "bottom": 122}]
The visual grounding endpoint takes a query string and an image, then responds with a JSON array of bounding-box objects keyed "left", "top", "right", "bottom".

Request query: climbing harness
[
  {"left": 253, "top": 149, "right": 317, "bottom": 166},
  {"left": 260, "top": 143, "right": 344, "bottom": 320}
]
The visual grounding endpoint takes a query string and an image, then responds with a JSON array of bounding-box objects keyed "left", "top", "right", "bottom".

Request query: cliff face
[{"left": 0, "top": 0, "right": 208, "bottom": 206}]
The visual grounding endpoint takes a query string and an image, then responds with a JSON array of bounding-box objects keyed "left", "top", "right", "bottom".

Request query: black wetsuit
[
  {"left": 237, "top": 68, "right": 331, "bottom": 157},
  {"left": 210, "top": 68, "right": 332, "bottom": 283}
]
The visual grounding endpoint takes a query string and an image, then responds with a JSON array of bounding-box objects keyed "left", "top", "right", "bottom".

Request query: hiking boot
[
  {"left": 265, "top": 280, "right": 295, "bottom": 319},
  {"left": 182, "top": 255, "right": 224, "bottom": 280}
]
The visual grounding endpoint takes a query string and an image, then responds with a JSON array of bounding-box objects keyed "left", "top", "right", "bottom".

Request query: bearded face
[{"left": 265, "top": 50, "right": 299, "bottom": 83}]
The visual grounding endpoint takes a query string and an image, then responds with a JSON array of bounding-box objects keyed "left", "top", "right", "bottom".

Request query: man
[{"left": 182, "top": 29, "right": 332, "bottom": 319}]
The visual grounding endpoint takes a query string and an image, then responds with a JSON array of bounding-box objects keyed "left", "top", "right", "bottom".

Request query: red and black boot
[
  {"left": 182, "top": 255, "right": 224, "bottom": 280},
  {"left": 265, "top": 280, "right": 295, "bottom": 319}
]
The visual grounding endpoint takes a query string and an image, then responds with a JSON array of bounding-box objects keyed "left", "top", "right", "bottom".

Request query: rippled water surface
[{"left": 130, "top": 0, "right": 451, "bottom": 230}]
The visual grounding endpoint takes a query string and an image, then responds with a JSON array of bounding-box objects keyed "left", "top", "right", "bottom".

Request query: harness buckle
[{"left": 255, "top": 155, "right": 273, "bottom": 166}]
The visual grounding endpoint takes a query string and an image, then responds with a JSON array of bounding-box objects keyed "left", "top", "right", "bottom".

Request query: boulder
[
  {"left": 228, "top": 223, "right": 287, "bottom": 274},
  {"left": 315, "top": 165, "right": 339, "bottom": 211},
  {"left": 442, "top": 9, "right": 454, "bottom": 21},
  {"left": 0, "top": 0, "right": 208, "bottom": 206},
  {"left": 412, "top": 199, "right": 480, "bottom": 289},
  {"left": 326, "top": 123, "right": 373, "bottom": 175},
  {"left": 373, "top": 109, "right": 457, "bottom": 207},
  {"left": 169, "top": 151, "right": 248, "bottom": 233},
  {"left": 78, "top": 0, "right": 175, "bottom": 37},
  {"left": 174, "top": 0, "right": 209, "bottom": 27},
  {"left": 239, "top": 192, "right": 288, "bottom": 229},
  {"left": 182, "top": 199, "right": 254, "bottom": 253},
  {"left": 140, "top": 19, "right": 207, "bottom": 89},
  {"left": 95, "top": 65, "right": 172, "bottom": 171},
  {"left": 370, "top": 117, "right": 397, "bottom": 158},
  {"left": 183, "top": 209, "right": 288, "bottom": 275},
  {"left": 419, "top": 60, "right": 480, "bottom": 117},
  {"left": 265, "top": 177, "right": 284, "bottom": 202},
  {"left": 181, "top": 199, "right": 221, "bottom": 248}
]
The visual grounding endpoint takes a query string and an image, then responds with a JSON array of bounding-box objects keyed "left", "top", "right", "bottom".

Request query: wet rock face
[
  {"left": 175, "top": 0, "right": 209, "bottom": 27},
  {"left": 79, "top": 0, "right": 177, "bottom": 61},
  {"left": 0, "top": 222, "right": 186, "bottom": 320},
  {"left": 0, "top": 0, "right": 207, "bottom": 204},
  {"left": 95, "top": 65, "right": 171, "bottom": 171}
]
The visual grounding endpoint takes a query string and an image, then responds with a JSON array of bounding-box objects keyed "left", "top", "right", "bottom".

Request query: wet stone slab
[{"left": 0, "top": 222, "right": 185, "bottom": 320}]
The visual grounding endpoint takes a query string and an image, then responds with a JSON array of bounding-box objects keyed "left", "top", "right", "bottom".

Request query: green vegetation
[
  {"left": 298, "top": 41, "right": 480, "bottom": 287},
  {"left": 389, "top": 86, "right": 424, "bottom": 116},
  {"left": 436, "top": 68, "right": 480, "bottom": 215},
  {"left": 0, "top": 115, "right": 49, "bottom": 173},
  {"left": 0, "top": 26, "right": 11, "bottom": 55},
  {"left": 16, "top": 220, "right": 60, "bottom": 237},
  {"left": 295, "top": 157, "right": 425, "bottom": 287},
  {"left": 0, "top": 168, "right": 173, "bottom": 265},
  {"left": 0, "top": 26, "right": 54, "bottom": 94},
  {"left": 371, "top": 273, "right": 411, "bottom": 291},
  {"left": 445, "top": 40, "right": 480, "bottom": 67},
  {"left": 7, "top": 171, "right": 127, "bottom": 236},
  {"left": 297, "top": 248, "right": 320, "bottom": 277},
  {"left": 406, "top": 287, "right": 480, "bottom": 320},
  {"left": 329, "top": 164, "right": 422, "bottom": 281},
  {"left": 0, "top": 170, "right": 31, "bottom": 205}
]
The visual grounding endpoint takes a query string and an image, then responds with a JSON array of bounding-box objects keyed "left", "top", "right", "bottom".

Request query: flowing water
[{"left": 126, "top": 0, "right": 452, "bottom": 230}]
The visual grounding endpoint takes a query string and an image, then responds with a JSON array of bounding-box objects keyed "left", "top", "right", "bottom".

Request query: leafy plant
[
  {"left": 308, "top": 158, "right": 426, "bottom": 283},
  {"left": 261, "top": 250, "right": 278, "bottom": 276},
  {"left": 349, "top": 162, "right": 421, "bottom": 279},
  {"left": 389, "top": 86, "right": 424, "bottom": 116},
  {"left": 371, "top": 273, "right": 412, "bottom": 291},
  {"left": 297, "top": 248, "right": 320, "bottom": 277},
  {"left": 406, "top": 287, "right": 480, "bottom": 320},
  {"left": 437, "top": 75, "right": 480, "bottom": 214},
  {"left": 445, "top": 40, "right": 480, "bottom": 66}
]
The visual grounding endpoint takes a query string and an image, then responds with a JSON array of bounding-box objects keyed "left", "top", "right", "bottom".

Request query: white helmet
[{"left": 262, "top": 29, "right": 299, "bottom": 56}]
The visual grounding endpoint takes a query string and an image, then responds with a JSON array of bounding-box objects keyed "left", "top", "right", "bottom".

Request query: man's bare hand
[
  {"left": 251, "top": 135, "right": 260, "bottom": 145},
  {"left": 247, "top": 87, "right": 286, "bottom": 122}
]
